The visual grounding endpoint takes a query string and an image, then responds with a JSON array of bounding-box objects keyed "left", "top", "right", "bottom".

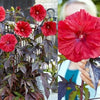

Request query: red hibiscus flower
[
  {"left": 30, "top": 4, "right": 46, "bottom": 22},
  {"left": 58, "top": 9, "right": 100, "bottom": 62},
  {"left": 14, "top": 21, "right": 32, "bottom": 38},
  {"left": 0, "top": 34, "right": 17, "bottom": 52},
  {"left": 41, "top": 21, "right": 56, "bottom": 36},
  {"left": 0, "top": 6, "right": 5, "bottom": 22}
]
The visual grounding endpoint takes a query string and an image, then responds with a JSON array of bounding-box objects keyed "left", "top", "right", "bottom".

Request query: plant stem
[
  {"left": 12, "top": 57, "right": 15, "bottom": 73},
  {"left": 80, "top": 80, "right": 84, "bottom": 100}
]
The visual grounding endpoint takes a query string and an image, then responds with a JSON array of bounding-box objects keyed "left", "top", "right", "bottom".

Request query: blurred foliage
[
  {"left": 93, "top": 0, "right": 100, "bottom": 16},
  {"left": 58, "top": 0, "right": 100, "bottom": 20}
]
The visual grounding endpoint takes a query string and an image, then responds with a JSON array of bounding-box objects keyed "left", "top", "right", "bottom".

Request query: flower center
[
  {"left": 47, "top": 25, "right": 50, "bottom": 29},
  {"left": 79, "top": 34, "right": 84, "bottom": 39},
  {"left": 36, "top": 11, "right": 39, "bottom": 15},
  {"left": 6, "top": 41, "right": 10, "bottom": 45},
  {"left": 76, "top": 31, "right": 86, "bottom": 41},
  {"left": 21, "top": 28, "right": 24, "bottom": 32}
]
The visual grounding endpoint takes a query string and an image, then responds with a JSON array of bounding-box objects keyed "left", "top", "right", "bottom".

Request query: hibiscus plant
[{"left": 0, "top": 4, "right": 57, "bottom": 100}]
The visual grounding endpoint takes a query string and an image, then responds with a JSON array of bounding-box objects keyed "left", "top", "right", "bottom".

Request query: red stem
[{"left": 80, "top": 80, "right": 84, "bottom": 100}]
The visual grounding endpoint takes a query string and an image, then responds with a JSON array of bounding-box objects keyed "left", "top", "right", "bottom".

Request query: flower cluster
[
  {"left": 58, "top": 10, "right": 100, "bottom": 62},
  {"left": 0, "top": 4, "right": 57, "bottom": 52},
  {"left": 0, "top": 4, "right": 57, "bottom": 100}
]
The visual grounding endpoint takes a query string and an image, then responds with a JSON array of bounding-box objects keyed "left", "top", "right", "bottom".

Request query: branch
[{"left": 80, "top": 80, "right": 84, "bottom": 100}]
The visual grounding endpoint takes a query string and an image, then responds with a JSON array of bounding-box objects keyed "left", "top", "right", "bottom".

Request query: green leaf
[
  {"left": 14, "top": 97, "right": 20, "bottom": 100},
  {"left": 58, "top": 55, "right": 66, "bottom": 60},
  {"left": 69, "top": 91, "right": 77, "bottom": 100},
  {"left": 9, "top": 24, "right": 15, "bottom": 30},
  {"left": 50, "top": 18, "right": 53, "bottom": 21},
  {"left": 3, "top": 74, "right": 11, "bottom": 81},
  {"left": 67, "top": 87, "right": 71, "bottom": 90},
  {"left": 83, "top": 85, "right": 89, "bottom": 100},
  {"left": 74, "top": 85, "right": 81, "bottom": 99},
  {"left": 0, "top": 64, "right": 4, "bottom": 68},
  {"left": 0, "top": 88, "right": 4, "bottom": 94},
  {"left": 14, "top": 91, "right": 23, "bottom": 97},
  {"left": 76, "top": 89, "right": 81, "bottom": 99},
  {"left": 53, "top": 45, "right": 57, "bottom": 50},
  {"left": 58, "top": 55, "right": 67, "bottom": 64},
  {"left": 34, "top": 33, "right": 43, "bottom": 40},
  {"left": 11, "top": 6, "right": 15, "bottom": 11},
  {"left": 18, "top": 63, "right": 26, "bottom": 74},
  {"left": 31, "top": 89, "right": 35, "bottom": 93},
  {"left": 0, "top": 34, "right": 2, "bottom": 38},
  {"left": 51, "top": 61, "right": 57, "bottom": 74},
  {"left": 6, "top": 52, "right": 10, "bottom": 58}
]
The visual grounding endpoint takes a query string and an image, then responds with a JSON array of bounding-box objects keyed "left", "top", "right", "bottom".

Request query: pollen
[{"left": 21, "top": 28, "right": 24, "bottom": 32}]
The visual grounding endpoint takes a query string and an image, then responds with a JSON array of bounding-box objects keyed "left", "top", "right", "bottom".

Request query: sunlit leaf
[
  {"left": 32, "top": 62, "right": 39, "bottom": 72},
  {"left": 14, "top": 91, "right": 23, "bottom": 97},
  {"left": 83, "top": 84, "right": 89, "bottom": 100},
  {"left": 58, "top": 55, "right": 67, "bottom": 64},
  {"left": 69, "top": 91, "right": 77, "bottom": 100},
  {"left": 11, "top": 6, "right": 15, "bottom": 11},
  {"left": 24, "top": 82, "right": 28, "bottom": 95},
  {"left": 18, "top": 63, "right": 26, "bottom": 74},
  {"left": 41, "top": 73, "right": 50, "bottom": 99},
  {"left": 17, "top": 48, "right": 23, "bottom": 56}
]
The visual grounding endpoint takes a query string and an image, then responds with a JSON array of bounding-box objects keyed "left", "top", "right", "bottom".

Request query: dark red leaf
[
  {"left": 32, "top": 62, "right": 39, "bottom": 72},
  {"left": 41, "top": 73, "right": 50, "bottom": 99},
  {"left": 58, "top": 75, "right": 76, "bottom": 100},
  {"left": 4, "top": 59, "right": 10, "bottom": 70},
  {"left": 8, "top": 74, "right": 17, "bottom": 89}
]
